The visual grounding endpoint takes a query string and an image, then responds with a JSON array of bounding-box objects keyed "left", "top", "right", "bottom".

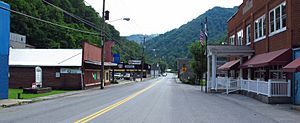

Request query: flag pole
[{"left": 205, "top": 17, "right": 208, "bottom": 93}]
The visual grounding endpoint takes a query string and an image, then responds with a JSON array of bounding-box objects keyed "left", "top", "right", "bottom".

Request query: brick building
[
  {"left": 9, "top": 42, "right": 116, "bottom": 90},
  {"left": 207, "top": 0, "right": 300, "bottom": 104}
]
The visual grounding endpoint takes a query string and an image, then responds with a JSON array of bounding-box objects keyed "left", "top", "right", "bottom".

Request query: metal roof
[
  {"left": 207, "top": 45, "right": 254, "bottom": 57},
  {"left": 9, "top": 49, "right": 83, "bottom": 67}
]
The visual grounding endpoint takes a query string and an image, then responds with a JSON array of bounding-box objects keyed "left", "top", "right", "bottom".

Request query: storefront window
[
  {"left": 269, "top": 65, "right": 286, "bottom": 81},
  {"left": 254, "top": 67, "right": 266, "bottom": 80}
]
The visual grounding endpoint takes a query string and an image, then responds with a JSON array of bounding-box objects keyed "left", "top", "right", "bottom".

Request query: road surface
[{"left": 0, "top": 74, "right": 300, "bottom": 123}]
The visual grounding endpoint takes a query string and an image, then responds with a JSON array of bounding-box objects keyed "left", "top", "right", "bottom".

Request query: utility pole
[
  {"left": 140, "top": 36, "right": 145, "bottom": 81},
  {"left": 100, "top": 0, "right": 106, "bottom": 89}
]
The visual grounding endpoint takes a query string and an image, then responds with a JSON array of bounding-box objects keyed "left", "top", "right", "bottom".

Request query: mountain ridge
[{"left": 145, "top": 6, "right": 238, "bottom": 69}]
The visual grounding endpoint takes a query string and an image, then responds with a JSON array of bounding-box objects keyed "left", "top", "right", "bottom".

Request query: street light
[
  {"left": 100, "top": 0, "right": 108, "bottom": 89},
  {"left": 100, "top": 0, "right": 130, "bottom": 89},
  {"left": 109, "top": 18, "right": 130, "bottom": 23}
]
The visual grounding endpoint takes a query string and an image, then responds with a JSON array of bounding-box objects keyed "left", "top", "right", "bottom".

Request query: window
[
  {"left": 229, "top": 35, "right": 235, "bottom": 45},
  {"left": 269, "top": 2, "right": 287, "bottom": 36},
  {"left": 106, "top": 72, "right": 109, "bottom": 80},
  {"left": 237, "top": 30, "right": 243, "bottom": 46},
  {"left": 254, "top": 15, "right": 266, "bottom": 42},
  {"left": 246, "top": 25, "right": 251, "bottom": 45},
  {"left": 254, "top": 67, "right": 266, "bottom": 80},
  {"left": 269, "top": 65, "right": 286, "bottom": 81}
]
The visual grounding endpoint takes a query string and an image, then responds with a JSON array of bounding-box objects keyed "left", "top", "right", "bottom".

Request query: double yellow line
[{"left": 74, "top": 80, "right": 161, "bottom": 123}]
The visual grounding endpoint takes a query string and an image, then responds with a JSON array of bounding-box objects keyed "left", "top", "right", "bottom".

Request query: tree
[{"left": 189, "top": 41, "right": 206, "bottom": 84}]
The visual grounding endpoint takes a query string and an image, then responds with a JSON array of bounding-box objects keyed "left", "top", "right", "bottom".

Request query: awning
[
  {"left": 218, "top": 60, "right": 240, "bottom": 71},
  {"left": 283, "top": 57, "right": 300, "bottom": 72},
  {"left": 240, "top": 48, "right": 291, "bottom": 68}
]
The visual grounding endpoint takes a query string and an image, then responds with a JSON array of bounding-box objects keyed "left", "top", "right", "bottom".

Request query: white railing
[
  {"left": 240, "top": 79, "right": 269, "bottom": 96},
  {"left": 214, "top": 77, "right": 291, "bottom": 97}
]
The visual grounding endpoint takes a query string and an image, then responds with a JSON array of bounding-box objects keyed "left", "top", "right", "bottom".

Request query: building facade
[
  {"left": 9, "top": 42, "right": 116, "bottom": 90},
  {"left": 207, "top": 0, "right": 300, "bottom": 104},
  {"left": 227, "top": 0, "right": 300, "bottom": 81}
]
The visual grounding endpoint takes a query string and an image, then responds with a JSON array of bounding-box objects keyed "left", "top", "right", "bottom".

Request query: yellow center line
[{"left": 74, "top": 79, "right": 161, "bottom": 123}]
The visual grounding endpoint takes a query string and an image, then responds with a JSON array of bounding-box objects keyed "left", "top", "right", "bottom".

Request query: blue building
[{"left": 0, "top": 1, "right": 10, "bottom": 99}]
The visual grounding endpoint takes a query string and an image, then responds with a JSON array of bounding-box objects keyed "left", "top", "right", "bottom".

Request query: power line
[
  {"left": 1, "top": 1, "right": 139, "bottom": 60},
  {"left": 42, "top": 0, "right": 103, "bottom": 32},
  {"left": 0, "top": 6, "right": 100, "bottom": 36}
]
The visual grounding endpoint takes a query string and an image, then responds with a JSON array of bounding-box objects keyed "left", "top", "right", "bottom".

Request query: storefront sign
[
  {"left": 35, "top": 66, "right": 42, "bottom": 87},
  {"left": 60, "top": 68, "right": 82, "bottom": 74},
  {"left": 128, "top": 60, "right": 141, "bottom": 65},
  {"left": 125, "top": 65, "right": 135, "bottom": 69}
]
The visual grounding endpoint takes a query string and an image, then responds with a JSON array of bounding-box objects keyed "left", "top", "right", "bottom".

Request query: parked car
[
  {"left": 162, "top": 73, "right": 167, "bottom": 77},
  {"left": 123, "top": 73, "right": 131, "bottom": 80},
  {"left": 114, "top": 73, "right": 123, "bottom": 79}
]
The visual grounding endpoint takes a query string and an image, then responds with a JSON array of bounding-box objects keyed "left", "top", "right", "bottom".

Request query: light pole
[
  {"left": 140, "top": 35, "right": 146, "bottom": 81},
  {"left": 100, "top": 1, "right": 130, "bottom": 89},
  {"left": 109, "top": 18, "right": 130, "bottom": 23},
  {"left": 100, "top": 0, "right": 108, "bottom": 89}
]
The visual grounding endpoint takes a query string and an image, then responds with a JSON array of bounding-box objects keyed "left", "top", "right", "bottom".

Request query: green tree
[
  {"left": 189, "top": 41, "right": 206, "bottom": 84},
  {"left": 2, "top": 0, "right": 142, "bottom": 60}
]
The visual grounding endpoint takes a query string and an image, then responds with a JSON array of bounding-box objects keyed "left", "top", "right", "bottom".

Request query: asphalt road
[{"left": 1, "top": 74, "right": 300, "bottom": 123}]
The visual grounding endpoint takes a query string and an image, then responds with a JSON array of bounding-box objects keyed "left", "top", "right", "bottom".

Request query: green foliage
[
  {"left": 145, "top": 7, "right": 238, "bottom": 70},
  {"left": 112, "top": 37, "right": 142, "bottom": 63},
  {"left": 189, "top": 41, "right": 206, "bottom": 81},
  {"left": 8, "top": 89, "right": 69, "bottom": 99},
  {"left": 3, "top": 0, "right": 142, "bottom": 62}
]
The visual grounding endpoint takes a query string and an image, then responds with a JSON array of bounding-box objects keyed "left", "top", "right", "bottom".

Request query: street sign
[
  {"left": 113, "top": 54, "right": 120, "bottom": 63},
  {"left": 125, "top": 65, "right": 135, "bottom": 69},
  {"left": 181, "top": 65, "right": 187, "bottom": 73},
  {"left": 128, "top": 60, "right": 141, "bottom": 65}
]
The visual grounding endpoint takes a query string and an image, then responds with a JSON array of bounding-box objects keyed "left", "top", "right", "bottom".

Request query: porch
[{"left": 207, "top": 45, "right": 292, "bottom": 103}]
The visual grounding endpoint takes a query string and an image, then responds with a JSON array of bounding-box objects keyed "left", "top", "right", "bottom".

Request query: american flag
[{"left": 199, "top": 31, "right": 204, "bottom": 46}]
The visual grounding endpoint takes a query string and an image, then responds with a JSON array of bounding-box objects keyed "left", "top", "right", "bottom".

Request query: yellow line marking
[{"left": 74, "top": 80, "right": 161, "bottom": 123}]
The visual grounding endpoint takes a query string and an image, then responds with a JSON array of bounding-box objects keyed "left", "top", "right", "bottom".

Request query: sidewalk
[
  {"left": 215, "top": 93, "right": 300, "bottom": 118},
  {"left": 0, "top": 77, "right": 155, "bottom": 108}
]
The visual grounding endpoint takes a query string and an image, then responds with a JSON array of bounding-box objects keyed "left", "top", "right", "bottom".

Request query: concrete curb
[
  {"left": 291, "top": 105, "right": 300, "bottom": 112},
  {"left": 0, "top": 99, "right": 32, "bottom": 108},
  {"left": 0, "top": 77, "right": 155, "bottom": 108}
]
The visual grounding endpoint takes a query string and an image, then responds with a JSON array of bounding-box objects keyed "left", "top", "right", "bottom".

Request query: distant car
[
  {"left": 123, "top": 73, "right": 131, "bottom": 80},
  {"left": 114, "top": 73, "right": 123, "bottom": 79},
  {"left": 162, "top": 73, "right": 167, "bottom": 77}
]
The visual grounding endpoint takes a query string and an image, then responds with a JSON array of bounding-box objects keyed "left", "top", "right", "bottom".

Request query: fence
[{"left": 214, "top": 77, "right": 291, "bottom": 97}]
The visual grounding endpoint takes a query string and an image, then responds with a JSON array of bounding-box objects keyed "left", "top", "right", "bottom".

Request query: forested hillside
[
  {"left": 145, "top": 6, "right": 238, "bottom": 70},
  {"left": 3, "top": 0, "right": 141, "bottom": 62},
  {"left": 125, "top": 34, "right": 159, "bottom": 44}
]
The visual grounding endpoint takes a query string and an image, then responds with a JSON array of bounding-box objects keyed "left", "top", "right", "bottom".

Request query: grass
[{"left": 9, "top": 89, "right": 70, "bottom": 99}]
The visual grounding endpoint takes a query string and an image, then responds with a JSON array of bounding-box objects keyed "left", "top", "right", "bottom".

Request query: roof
[
  {"left": 283, "top": 57, "right": 300, "bottom": 72},
  {"left": 241, "top": 48, "right": 291, "bottom": 68},
  {"left": 9, "top": 49, "right": 83, "bottom": 67},
  {"left": 208, "top": 45, "right": 254, "bottom": 57},
  {"left": 218, "top": 60, "right": 240, "bottom": 71}
]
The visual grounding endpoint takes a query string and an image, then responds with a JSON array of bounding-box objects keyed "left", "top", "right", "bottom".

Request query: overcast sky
[{"left": 85, "top": 0, "right": 243, "bottom": 36}]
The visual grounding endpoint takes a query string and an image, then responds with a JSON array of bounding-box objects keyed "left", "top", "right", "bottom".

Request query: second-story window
[
  {"left": 246, "top": 25, "right": 251, "bottom": 45},
  {"left": 254, "top": 15, "right": 266, "bottom": 42},
  {"left": 269, "top": 2, "right": 286, "bottom": 36},
  {"left": 230, "top": 35, "right": 235, "bottom": 45},
  {"left": 237, "top": 30, "right": 243, "bottom": 46}
]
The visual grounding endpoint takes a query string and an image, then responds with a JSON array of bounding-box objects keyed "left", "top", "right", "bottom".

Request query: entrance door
[{"left": 293, "top": 50, "right": 300, "bottom": 104}]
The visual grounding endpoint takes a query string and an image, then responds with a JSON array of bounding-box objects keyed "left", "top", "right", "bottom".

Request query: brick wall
[{"left": 9, "top": 67, "right": 82, "bottom": 90}]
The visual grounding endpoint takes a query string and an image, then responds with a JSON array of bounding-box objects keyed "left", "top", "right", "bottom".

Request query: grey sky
[{"left": 85, "top": 0, "right": 243, "bottom": 36}]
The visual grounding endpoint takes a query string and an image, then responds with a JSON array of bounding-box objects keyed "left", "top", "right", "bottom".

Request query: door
[{"left": 293, "top": 50, "right": 300, "bottom": 104}]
